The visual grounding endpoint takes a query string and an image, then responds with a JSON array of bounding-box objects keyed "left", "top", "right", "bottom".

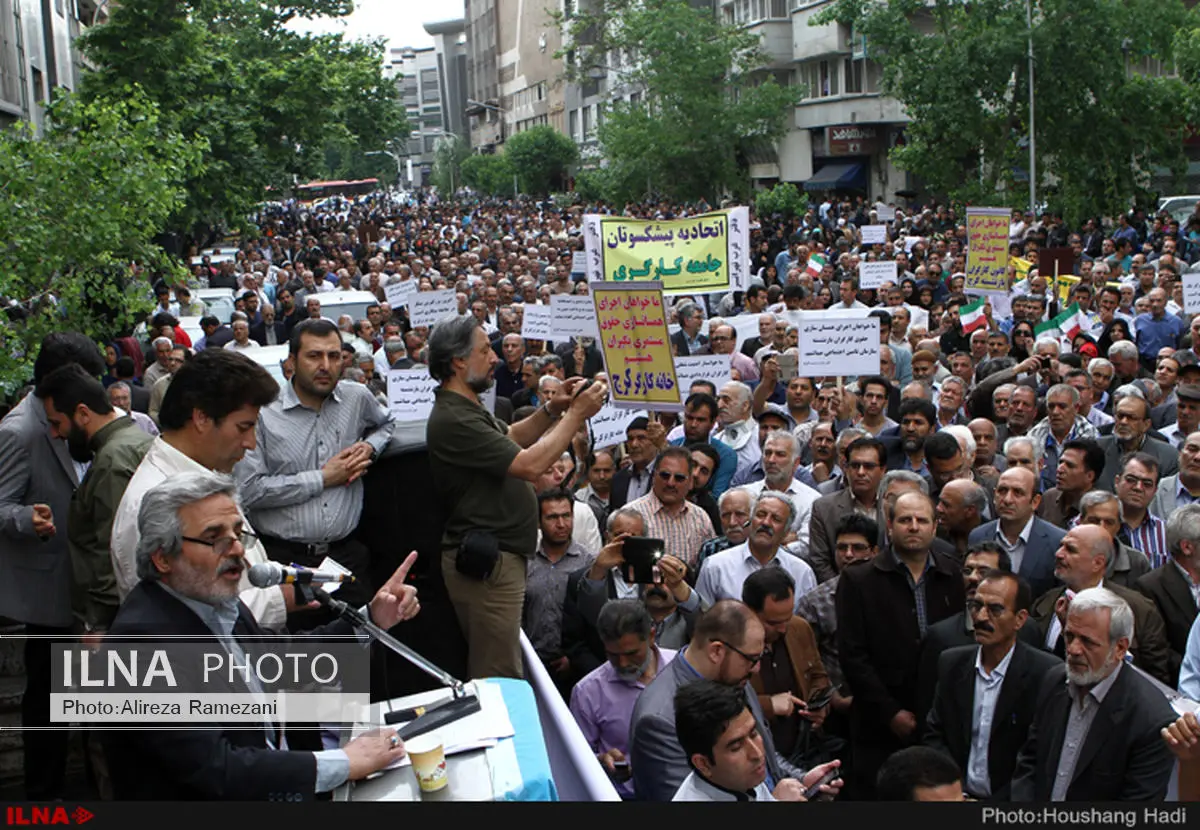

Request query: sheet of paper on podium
[{"left": 370, "top": 680, "right": 515, "bottom": 768}]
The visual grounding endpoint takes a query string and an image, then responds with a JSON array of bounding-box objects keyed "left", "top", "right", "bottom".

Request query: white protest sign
[
  {"left": 861, "top": 225, "right": 888, "bottom": 246},
  {"left": 590, "top": 403, "right": 641, "bottom": 450},
  {"left": 387, "top": 368, "right": 439, "bottom": 422},
  {"left": 673, "top": 354, "right": 732, "bottom": 393},
  {"left": 904, "top": 235, "right": 922, "bottom": 253},
  {"left": 521, "top": 303, "right": 553, "bottom": 340},
  {"left": 408, "top": 289, "right": 457, "bottom": 328},
  {"left": 572, "top": 251, "right": 588, "bottom": 275},
  {"left": 796, "top": 316, "right": 881, "bottom": 378},
  {"left": 550, "top": 294, "right": 600, "bottom": 339},
  {"left": 858, "top": 260, "right": 897, "bottom": 290},
  {"left": 384, "top": 279, "right": 417, "bottom": 309},
  {"left": 1184, "top": 273, "right": 1200, "bottom": 314},
  {"left": 875, "top": 203, "right": 896, "bottom": 222}
]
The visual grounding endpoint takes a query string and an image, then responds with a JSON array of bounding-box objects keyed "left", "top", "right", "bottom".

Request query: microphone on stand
[{"left": 247, "top": 561, "right": 356, "bottom": 588}]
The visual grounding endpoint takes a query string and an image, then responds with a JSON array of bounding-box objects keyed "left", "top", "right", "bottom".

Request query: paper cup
[{"left": 406, "top": 732, "right": 448, "bottom": 793}]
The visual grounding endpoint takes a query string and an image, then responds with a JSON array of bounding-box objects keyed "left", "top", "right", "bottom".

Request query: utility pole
[{"left": 1026, "top": 0, "right": 1036, "bottom": 215}]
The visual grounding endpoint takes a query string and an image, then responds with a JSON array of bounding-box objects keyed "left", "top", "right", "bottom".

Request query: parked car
[{"left": 1157, "top": 195, "right": 1200, "bottom": 225}]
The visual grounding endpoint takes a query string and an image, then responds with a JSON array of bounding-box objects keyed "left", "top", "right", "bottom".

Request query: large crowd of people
[{"left": 6, "top": 188, "right": 1200, "bottom": 802}]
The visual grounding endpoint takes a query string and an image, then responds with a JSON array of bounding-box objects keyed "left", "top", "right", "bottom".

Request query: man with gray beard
[{"left": 1010, "top": 585, "right": 1176, "bottom": 801}]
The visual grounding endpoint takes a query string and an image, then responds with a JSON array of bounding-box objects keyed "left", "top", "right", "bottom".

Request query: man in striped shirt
[
  {"left": 626, "top": 447, "right": 716, "bottom": 570},
  {"left": 1115, "top": 452, "right": 1169, "bottom": 569}
]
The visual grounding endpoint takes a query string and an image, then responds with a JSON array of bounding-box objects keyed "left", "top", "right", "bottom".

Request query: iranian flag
[
  {"left": 806, "top": 253, "right": 827, "bottom": 278},
  {"left": 959, "top": 297, "right": 988, "bottom": 334},
  {"left": 1035, "top": 302, "right": 1089, "bottom": 341}
]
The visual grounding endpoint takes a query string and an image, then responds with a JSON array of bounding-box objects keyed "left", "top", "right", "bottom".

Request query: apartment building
[{"left": 0, "top": 0, "right": 97, "bottom": 132}]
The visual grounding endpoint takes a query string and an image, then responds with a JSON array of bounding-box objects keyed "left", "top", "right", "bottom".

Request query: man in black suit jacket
[
  {"left": 836, "top": 491, "right": 965, "bottom": 799},
  {"left": 669, "top": 301, "right": 710, "bottom": 357},
  {"left": 924, "top": 571, "right": 1061, "bottom": 800},
  {"left": 1135, "top": 503, "right": 1200, "bottom": 687},
  {"left": 1010, "top": 586, "right": 1177, "bottom": 801},
  {"left": 102, "top": 472, "right": 418, "bottom": 800},
  {"left": 916, "top": 543, "right": 1043, "bottom": 731},
  {"left": 249, "top": 311, "right": 288, "bottom": 347},
  {"left": 608, "top": 417, "right": 656, "bottom": 509}
]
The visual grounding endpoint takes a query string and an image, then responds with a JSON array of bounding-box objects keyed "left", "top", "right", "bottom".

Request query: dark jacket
[
  {"left": 924, "top": 642, "right": 1062, "bottom": 800},
  {"left": 1030, "top": 581, "right": 1172, "bottom": 687},
  {"left": 1135, "top": 561, "right": 1199, "bottom": 688},
  {"left": 915, "top": 609, "right": 1044, "bottom": 734},
  {"left": 250, "top": 319, "right": 288, "bottom": 347},
  {"left": 968, "top": 518, "right": 1064, "bottom": 600},
  {"left": 835, "top": 547, "right": 965, "bottom": 747},
  {"left": 669, "top": 329, "right": 709, "bottom": 357},
  {"left": 608, "top": 463, "right": 654, "bottom": 511},
  {"left": 1096, "top": 435, "right": 1179, "bottom": 492},
  {"left": 1009, "top": 662, "right": 1177, "bottom": 801},
  {"left": 102, "top": 581, "right": 356, "bottom": 800}
]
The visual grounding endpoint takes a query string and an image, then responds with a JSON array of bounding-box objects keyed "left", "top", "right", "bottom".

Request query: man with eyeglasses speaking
[{"left": 628, "top": 600, "right": 843, "bottom": 801}]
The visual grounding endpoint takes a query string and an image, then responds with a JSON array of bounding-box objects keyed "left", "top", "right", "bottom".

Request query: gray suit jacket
[
  {"left": 628, "top": 648, "right": 787, "bottom": 801},
  {"left": 0, "top": 394, "right": 80, "bottom": 627},
  {"left": 968, "top": 518, "right": 1064, "bottom": 599},
  {"left": 1096, "top": 435, "right": 1179, "bottom": 493},
  {"left": 1151, "top": 474, "right": 1185, "bottom": 520}
]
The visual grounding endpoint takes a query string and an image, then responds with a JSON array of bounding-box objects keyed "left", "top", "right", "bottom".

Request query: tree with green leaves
[
  {"left": 755, "top": 182, "right": 805, "bottom": 219},
  {"left": 559, "top": 0, "right": 800, "bottom": 204},
  {"left": 431, "top": 136, "right": 472, "bottom": 195},
  {"left": 0, "top": 92, "right": 198, "bottom": 392},
  {"left": 77, "top": 0, "right": 406, "bottom": 242},
  {"left": 504, "top": 126, "right": 578, "bottom": 196},
  {"left": 814, "top": 0, "right": 1190, "bottom": 222},
  {"left": 461, "top": 153, "right": 518, "bottom": 197}
]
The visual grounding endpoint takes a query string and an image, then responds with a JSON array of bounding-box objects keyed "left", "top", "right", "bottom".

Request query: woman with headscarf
[{"left": 1096, "top": 317, "right": 1133, "bottom": 358}]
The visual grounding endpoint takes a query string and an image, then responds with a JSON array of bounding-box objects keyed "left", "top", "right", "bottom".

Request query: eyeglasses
[
  {"left": 966, "top": 599, "right": 1009, "bottom": 618},
  {"left": 717, "top": 640, "right": 768, "bottom": 665},
  {"left": 181, "top": 531, "right": 257, "bottom": 557},
  {"left": 657, "top": 470, "right": 689, "bottom": 483},
  {"left": 1121, "top": 474, "right": 1156, "bottom": 490}
]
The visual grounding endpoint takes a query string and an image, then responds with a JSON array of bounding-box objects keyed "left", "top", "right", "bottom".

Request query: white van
[
  {"left": 244, "top": 344, "right": 290, "bottom": 386},
  {"left": 305, "top": 290, "right": 380, "bottom": 324},
  {"left": 195, "top": 288, "right": 236, "bottom": 323}
]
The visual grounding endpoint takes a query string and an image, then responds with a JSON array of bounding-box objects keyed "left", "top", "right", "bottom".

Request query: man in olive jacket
[{"left": 37, "top": 364, "right": 154, "bottom": 634}]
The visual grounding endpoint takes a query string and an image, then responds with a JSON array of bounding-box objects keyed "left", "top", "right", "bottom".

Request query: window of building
[
  {"left": 799, "top": 59, "right": 836, "bottom": 99},
  {"left": 582, "top": 105, "right": 593, "bottom": 137},
  {"left": 32, "top": 67, "right": 44, "bottom": 105},
  {"left": 569, "top": 108, "right": 579, "bottom": 141}
]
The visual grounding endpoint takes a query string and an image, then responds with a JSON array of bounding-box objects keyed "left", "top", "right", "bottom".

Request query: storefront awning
[{"left": 803, "top": 163, "right": 866, "bottom": 192}]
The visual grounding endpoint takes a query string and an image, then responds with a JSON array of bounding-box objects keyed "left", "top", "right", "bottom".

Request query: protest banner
[
  {"left": 1184, "top": 273, "right": 1200, "bottom": 314},
  {"left": 674, "top": 354, "right": 732, "bottom": 394},
  {"left": 387, "top": 368, "right": 439, "bottom": 421},
  {"left": 965, "top": 207, "right": 1011, "bottom": 293},
  {"left": 796, "top": 316, "right": 881, "bottom": 378},
  {"left": 585, "top": 207, "right": 750, "bottom": 296},
  {"left": 521, "top": 303, "right": 553, "bottom": 341},
  {"left": 858, "top": 260, "right": 897, "bottom": 290},
  {"left": 408, "top": 289, "right": 457, "bottom": 328},
  {"left": 591, "top": 281, "right": 682, "bottom": 412},
  {"left": 589, "top": 404, "right": 641, "bottom": 450},
  {"left": 861, "top": 225, "right": 888, "bottom": 246},
  {"left": 384, "top": 279, "right": 417, "bottom": 309},
  {"left": 550, "top": 294, "right": 601, "bottom": 339},
  {"left": 571, "top": 251, "right": 587, "bottom": 275}
]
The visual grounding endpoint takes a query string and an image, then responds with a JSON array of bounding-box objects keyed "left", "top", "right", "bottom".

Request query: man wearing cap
[{"left": 1160, "top": 383, "right": 1200, "bottom": 450}]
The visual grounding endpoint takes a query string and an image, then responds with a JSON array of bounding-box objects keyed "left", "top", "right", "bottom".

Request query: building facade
[
  {"left": 0, "top": 0, "right": 97, "bottom": 132},
  {"left": 388, "top": 45, "right": 444, "bottom": 187},
  {"left": 464, "top": 0, "right": 565, "bottom": 153}
]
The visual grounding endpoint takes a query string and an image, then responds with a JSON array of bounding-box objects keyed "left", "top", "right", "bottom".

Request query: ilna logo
[{"left": 5, "top": 806, "right": 93, "bottom": 825}]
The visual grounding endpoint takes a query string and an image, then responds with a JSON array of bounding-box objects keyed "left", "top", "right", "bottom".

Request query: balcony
[{"left": 792, "top": 5, "right": 846, "bottom": 62}]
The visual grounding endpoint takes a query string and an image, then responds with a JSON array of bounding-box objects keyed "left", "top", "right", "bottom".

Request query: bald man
[
  {"left": 967, "top": 467, "right": 1063, "bottom": 598},
  {"left": 1028, "top": 524, "right": 1171, "bottom": 685}
]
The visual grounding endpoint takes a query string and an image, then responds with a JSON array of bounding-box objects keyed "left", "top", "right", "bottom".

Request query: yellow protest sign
[
  {"left": 590, "top": 209, "right": 748, "bottom": 295},
  {"left": 1057, "top": 274, "right": 1080, "bottom": 305},
  {"left": 1011, "top": 256, "right": 1033, "bottom": 281},
  {"left": 591, "top": 282, "right": 682, "bottom": 412},
  {"left": 965, "top": 207, "right": 1010, "bottom": 293}
]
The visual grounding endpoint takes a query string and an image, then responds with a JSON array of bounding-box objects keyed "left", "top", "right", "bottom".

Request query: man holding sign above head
[{"left": 426, "top": 313, "right": 608, "bottom": 680}]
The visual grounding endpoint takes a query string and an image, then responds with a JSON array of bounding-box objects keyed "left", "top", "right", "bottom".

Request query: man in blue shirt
[
  {"left": 669, "top": 392, "right": 737, "bottom": 498},
  {"left": 1135, "top": 288, "right": 1185, "bottom": 372}
]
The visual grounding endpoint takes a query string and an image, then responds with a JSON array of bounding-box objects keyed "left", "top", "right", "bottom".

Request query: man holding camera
[{"left": 426, "top": 315, "right": 607, "bottom": 680}]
